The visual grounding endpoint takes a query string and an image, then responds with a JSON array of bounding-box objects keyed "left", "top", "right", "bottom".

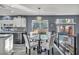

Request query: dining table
[
  {"left": 29, "top": 33, "right": 49, "bottom": 54},
  {"left": 30, "top": 33, "right": 48, "bottom": 54}
]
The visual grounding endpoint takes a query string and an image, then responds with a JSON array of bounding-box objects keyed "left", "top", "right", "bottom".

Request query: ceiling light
[
  {"left": 11, "top": 10, "right": 14, "bottom": 13},
  {"left": 37, "top": 8, "right": 42, "bottom": 21}
]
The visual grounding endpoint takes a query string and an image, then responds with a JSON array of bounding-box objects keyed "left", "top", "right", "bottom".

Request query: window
[{"left": 32, "top": 20, "right": 48, "bottom": 32}]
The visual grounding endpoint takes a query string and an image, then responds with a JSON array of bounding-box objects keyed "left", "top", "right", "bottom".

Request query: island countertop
[{"left": 0, "top": 34, "right": 12, "bottom": 39}]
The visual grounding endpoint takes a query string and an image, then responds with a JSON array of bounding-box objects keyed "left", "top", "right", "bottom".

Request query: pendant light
[{"left": 37, "top": 7, "right": 42, "bottom": 21}]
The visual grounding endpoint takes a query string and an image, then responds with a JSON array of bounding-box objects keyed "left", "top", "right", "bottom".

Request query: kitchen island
[
  {"left": 0, "top": 27, "right": 26, "bottom": 44},
  {"left": 0, "top": 34, "right": 13, "bottom": 55}
]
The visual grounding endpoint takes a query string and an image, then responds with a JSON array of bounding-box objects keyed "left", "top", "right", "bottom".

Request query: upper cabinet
[
  {"left": 13, "top": 16, "right": 26, "bottom": 27},
  {"left": 0, "top": 16, "right": 26, "bottom": 28},
  {"left": 21, "top": 17, "right": 26, "bottom": 27}
]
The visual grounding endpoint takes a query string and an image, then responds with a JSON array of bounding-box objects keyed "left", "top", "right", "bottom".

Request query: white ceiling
[{"left": 0, "top": 4, "right": 79, "bottom": 15}]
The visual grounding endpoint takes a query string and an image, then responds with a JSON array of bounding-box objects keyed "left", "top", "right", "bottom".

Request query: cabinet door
[
  {"left": 13, "top": 17, "right": 21, "bottom": 27},
  {"left": 13, "top": 17, "right": 26, "bottom": 27},
  {"left": 21, "top": 18, "right": 26, "bottom": 27},
  {"left": 15, "top": 18, "right": 22, "bottom": 27},
  {"left": 13, "top": 33, "right": 22, "bottom": 44},
  {"left": 5, "top": 35, "right": 13, "bottom": 53},
  {"left": 5, "top": 38, "right": 10, "bottom": 52}
]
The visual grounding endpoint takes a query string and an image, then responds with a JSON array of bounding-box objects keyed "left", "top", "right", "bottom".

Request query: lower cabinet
[
  {"left": 13, "top": 33, "right": 24, "bottom": 44},
  {"left": 0, "top": 34, "right": 13, "bottom": 55}
]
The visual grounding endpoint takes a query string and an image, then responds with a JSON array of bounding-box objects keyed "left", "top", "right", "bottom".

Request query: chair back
[
  {"left": 40, "top": 32, "right": 51, "bottom": 40},
  {"left": 30, "top": 32, "right": 39, "bottom": 40},
  {"left": 49, "top": 33, "right": 57, "bottom": 48},
  {"left": 41, "top": 33, "right": 57, "bottom": 50},
  {"left": 23, "top": 34, "right": 30, "bottom": 49},
  {"left": 40, "top": 32, "right": 51, "bottom": 49}
]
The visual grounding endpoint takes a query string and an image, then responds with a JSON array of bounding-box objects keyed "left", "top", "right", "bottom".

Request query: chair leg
[
  {"left": 33, "top": 47, "right": 36, "bottom": 50},
  {"left": 11, "top": 51, "right": 15, "bottom": 55},
  {"left": 52, "top": 48, "right": 54, "bottom": 55},
  {"left": 26, "top": 47, "right": 27, "bottom": 54},
  {"left": 29, "top": 49, "right": 31, "bottom": 55},
  {"left": 44, "top": 48, "right": 46, "bottom": 52},
  {"left": 47, "top": 50, "right": 50, "bottom": 55}
]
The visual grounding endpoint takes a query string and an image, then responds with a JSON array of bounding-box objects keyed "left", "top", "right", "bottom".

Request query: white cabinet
[
  {"left": 0, "top": 20, "right": 13, "bottom": 24},
  {"left": 13, "top": 16, "right": 22, "bottom": 27},
  {"left": 0, "top": 20, "right": 14, "bottom": 27},
  {"left": 0, "top": 16, "right": 26, "bottom": 28},
  {"left": 13, "top": 16, "right": 26, "bottom": 27},
  {"left": 5, "top": 35, "right": 13, "bottom": 53},
  {"left": 21, "top": 17, "right": 26, "bottom": 27},
  {"left": 0, "top": 34, "right": 13, "bottom": 55}
]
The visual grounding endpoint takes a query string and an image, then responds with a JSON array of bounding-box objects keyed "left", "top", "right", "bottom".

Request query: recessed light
[
  {"left": 7, "top": 4, "right": 15, "bottom": 7},
  {"left": 11, "top": 10, "right": 14, "bottom": 13}
]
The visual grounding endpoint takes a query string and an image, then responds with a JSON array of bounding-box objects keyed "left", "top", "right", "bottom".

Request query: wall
[
  {"left": 26, "top": 15, "right": 79, "bottom": 34},
  {"left": 26, "top": 16, "right": 56, "bottom": 34},
  {"left": 0, "top": 15, "right": 79, "bottom": 34}
]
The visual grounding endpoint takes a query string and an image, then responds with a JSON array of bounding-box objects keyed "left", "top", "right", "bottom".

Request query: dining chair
[
  {"left": 23, "top": 34, "right": 38, "bottom": 55},
  {"left": 41, "top": 32, "right": 57, "bottom": 55},
  {"left": 30, "top": 32, "right": 39, "bottom": 41}
]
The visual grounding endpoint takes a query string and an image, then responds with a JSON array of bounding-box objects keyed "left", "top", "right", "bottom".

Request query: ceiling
[{"left": 0, "top": 4, "right": 79, "bottom": 15}]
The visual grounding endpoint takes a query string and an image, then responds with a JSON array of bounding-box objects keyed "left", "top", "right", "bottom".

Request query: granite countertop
[
  {"left": 0, "top": 27, "right": 26, "bottom": 33},
  {"left": 0, "top": 30, "right": 26, "bottom": 33},
  {"left": 0, "top": 34, "right": 12, "bottom": 39}
]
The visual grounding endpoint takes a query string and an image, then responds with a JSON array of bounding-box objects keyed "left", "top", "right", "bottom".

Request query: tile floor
[{"left": 13, "top": 44, "right": 60, "bottom": 55}]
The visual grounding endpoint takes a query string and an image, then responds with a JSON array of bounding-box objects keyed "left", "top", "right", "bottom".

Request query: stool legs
[
  {"left": 52, "top": 48, "right": 54, "bottom": 55},
  {"left": 26, "top": 47, "right": 53, "bottom": 55},
  {"left": 29, "top": 49, "right": 31, "bottom": 55},
  {"left": 26, "top": 47, "right": 31, "bottom": 55},
  {"left": 33, "top": 47, "right": 36, "bottom": 50},
  {"left": 47, "top": 50, "right": 50, "bottom": 55},
  {"left": 26, "top": 47, "right": 27, "bottom": 54}
]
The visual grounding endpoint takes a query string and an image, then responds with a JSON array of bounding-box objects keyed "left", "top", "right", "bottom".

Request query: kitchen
[{"left": 0, "top": 4, "right": 79, "bottom": 55}]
